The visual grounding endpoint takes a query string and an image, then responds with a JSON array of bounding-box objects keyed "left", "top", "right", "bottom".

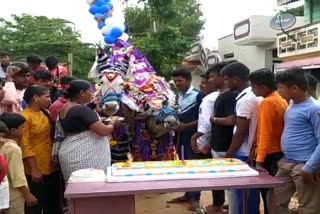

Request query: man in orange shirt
[{"left": 249, "top": 68, "right": 288, "bottom": 214}]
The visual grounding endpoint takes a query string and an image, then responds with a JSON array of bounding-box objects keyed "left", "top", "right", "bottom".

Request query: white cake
[
  {"left": 106, "top": 158, "right": 259, "bottom": 182},
  {"left": 68, "top": 169, "right": 106, "bottom": 183}
]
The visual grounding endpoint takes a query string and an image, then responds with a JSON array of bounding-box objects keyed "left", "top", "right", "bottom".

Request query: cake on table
[
  {"left": 106, "top": 158, "right": 259, "bottom": 182},
  {"left": 68, "top": 169, "right": 106, "bottom": 183}
]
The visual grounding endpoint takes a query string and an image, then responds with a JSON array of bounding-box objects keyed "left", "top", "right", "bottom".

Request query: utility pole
[{"left": 68, "top": 53, "right": 73, "bottom": 76}]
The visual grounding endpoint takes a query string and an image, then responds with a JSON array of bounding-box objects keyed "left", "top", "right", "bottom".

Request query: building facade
[
  {"left": 218, "top": 15, "right": 305, "bottom": 72},
  {"left": 275, "top": 0, "right": 320, "bottom": 81}
]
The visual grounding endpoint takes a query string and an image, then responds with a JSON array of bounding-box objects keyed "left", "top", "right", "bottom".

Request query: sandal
[{"left": 193, "top": 207, "right": 207, "bottom": 214}]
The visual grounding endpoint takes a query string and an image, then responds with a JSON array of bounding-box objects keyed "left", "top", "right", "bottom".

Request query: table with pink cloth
[{"left": 65, "top": 172, "right": 283, "bottom": 214}]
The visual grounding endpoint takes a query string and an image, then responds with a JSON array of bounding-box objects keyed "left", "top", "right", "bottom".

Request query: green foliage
[
  {"left": 124, "top": 0, "right": 204, "bottom": 79},
  {"left": 0, "top": 14, "right": 95, "bottom": 79},
  {"left": 125, "top": 7, "right": 150, "bottom": 36},
  {"left": 286, "top": 5, "right": 304, "bottom": 16}
]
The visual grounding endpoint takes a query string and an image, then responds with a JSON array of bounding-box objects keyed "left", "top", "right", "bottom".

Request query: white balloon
[
  {"left": 118, "top": 24, "right": 126, "bottom": 32},
  {"left": 113, "top": 16, "right": 125, "bottom": 25},
  {"left": 86, "top": 0, "right": 94, "bottom": 5},
  {"left": 104, "top": 16, "right": 125, "bottom": 32},
  {"left": 101, "top": 25, "right": 113, "bottom": 35},
  {"left": 104, "top": 16, "right": 115, "bottom": 26},
  {"left": 118, "top": 33, "right": 129, "bottom": 41}
]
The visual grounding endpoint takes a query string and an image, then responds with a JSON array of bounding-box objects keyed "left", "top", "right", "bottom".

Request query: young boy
[
  {"left": 33, "top": 70, "right": 64, "bottom": 104},
  {"left": 249, "top": 68, "right": 288, "bottom": 214},
  {"left": 191, "top": 71, "right": 218, "bottom": 154},
  {"left": 45, "top": 56, "right": 68, "bottom": 88},
  {"left": 222, "top": 62, "right": 261, "bottom": 214},
  {"left": 26, "top": 54, "right": 46, "bottom": 85},
  {"left": 306, "top": 74, "right": 318, "bottom": 100},
  {"left": 207, "top": 62, "right": 239, "bottom": 213},
  {"left": 275, "top": 68, "right": 320, "bottom": 214},
  {"left": 0, "top": 113, "right": 37, "bottom": 214},
  {"left": 0, "top": 51, "right": 10, "bottom": 79}
]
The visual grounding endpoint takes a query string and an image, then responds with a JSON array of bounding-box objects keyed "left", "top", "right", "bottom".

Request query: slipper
[
  {"left": 166, "top": 196, "right": 189, "bottom": 204},
  {"left": 205, "top": 205, "right": 224, "bottom": 214},
  {"left": 192, "top": 208, "right": 207, "bottom": 214}
]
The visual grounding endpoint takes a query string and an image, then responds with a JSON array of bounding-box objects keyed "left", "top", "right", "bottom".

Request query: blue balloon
[
  {"left": 94, "top": 13, "right": 103, "bottom": 20},
  {"left": 110, "top": 27, "right": 123, "bottom": 38},
  {"left": 104, "top": 35, "right": 116, "bottom": 44},
  {"left": 95, "top": 0, "right": 105, "bottom": 6},
  {"left": 105, "top": 2, "right": 113, "bottom": 9},
  {"left": 100, "top": 5, "right": 111, "bottom": 14},
  {"left": 104, "top": 0, "right": 111, "bottom": 2},
  {"left": 98, "top": 22, "right": 105, "bottom": 29},
  {"left": 89, "top": 5, "right": 101, "bottom": 15}
]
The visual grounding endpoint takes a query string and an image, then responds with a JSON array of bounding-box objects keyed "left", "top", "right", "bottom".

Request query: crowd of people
[
  {"left": 0, "top": 51, "right": 117, "bottom": 214},
  {"left": 0, "top": 49, "right": 319, "bottom": 214},
  {"left": 169, "top": 62, "right": 320, "bottom": 214}
]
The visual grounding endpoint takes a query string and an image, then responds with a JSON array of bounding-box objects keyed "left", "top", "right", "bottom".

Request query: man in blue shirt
[
  {"left": 167, "top": 68, "right": 204, "bottom": 211},
  {"left": 275, "top": 68, "right": 320, "bottom": 214}
]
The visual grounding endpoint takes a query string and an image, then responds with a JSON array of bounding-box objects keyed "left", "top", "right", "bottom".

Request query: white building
[{"left": 218, "top": 15, "right": 305, "bottom": 72}]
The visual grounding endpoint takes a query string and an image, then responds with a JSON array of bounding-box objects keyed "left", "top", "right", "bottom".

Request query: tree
[
  {"left": 0, "top": 14, "right": 95, "bottom": 79},
  {"left": 286, "top": 5, "right": 304, "bottom": 16},
  {"left": 124, "top": 0, "right": 204, "bottom": 79},
  {"left": 285, "top": 5, "right": 304, "bottom": 16}
]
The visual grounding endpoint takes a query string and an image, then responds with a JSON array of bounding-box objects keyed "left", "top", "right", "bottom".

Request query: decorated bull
[{"left": 88, "top": 40, "right": 179, "bottom": 161}]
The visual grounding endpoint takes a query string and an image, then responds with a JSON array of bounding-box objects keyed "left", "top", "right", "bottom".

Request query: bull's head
[{"left": 99, "top": 71, "right": 124, "bottom": 116}]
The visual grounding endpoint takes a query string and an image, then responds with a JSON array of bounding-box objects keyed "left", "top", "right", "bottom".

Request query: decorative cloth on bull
[
  {"left": 88, "top": 39, "right": 178, "bottom": 161},
  {"left": 109, "top": 110, "right": 132, "bottom": 164},
  {"left": 97, "top": 43, "right": 131, "bottom": 76},
  {"left": 93, "top": 39, "right": 174, "bottom": 117},
  {"left": 154, "top": 100, "right": 178, "bottom": 128},
  {"left": 131, "top": 119, "right": 174, "bottom": 161}
]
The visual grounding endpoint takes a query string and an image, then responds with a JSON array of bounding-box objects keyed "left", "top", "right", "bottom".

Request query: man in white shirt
[
  {"left": 191, "top": 72, "right": 219, "bottom": 154},
  {"left": 222, "top": 62, "right": 261, "bottom": 214}
]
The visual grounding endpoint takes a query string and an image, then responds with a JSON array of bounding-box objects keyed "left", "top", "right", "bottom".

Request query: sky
[{"left": 0, "top": 0, "right": 304, "bottom": 49}]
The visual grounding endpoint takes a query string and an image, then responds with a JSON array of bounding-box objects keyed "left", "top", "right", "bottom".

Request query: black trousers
[
  {"left": 260, "top": 152, "right": 283, "bottom": 214},
  {"left": 25, "top": 171, "right": 62, "bottom": 214},
  {"left": 211, "top": 190, "right": 225, "bottom": 207}
]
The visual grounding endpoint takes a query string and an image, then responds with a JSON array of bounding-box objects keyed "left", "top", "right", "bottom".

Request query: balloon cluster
[{"left": 87, "top": 0, "right": 129, "bottom": 44}]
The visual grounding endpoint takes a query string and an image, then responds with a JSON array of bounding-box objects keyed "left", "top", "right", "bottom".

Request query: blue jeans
[{"left": 228, "top": 155, "right": 260, "bottom": 214}]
